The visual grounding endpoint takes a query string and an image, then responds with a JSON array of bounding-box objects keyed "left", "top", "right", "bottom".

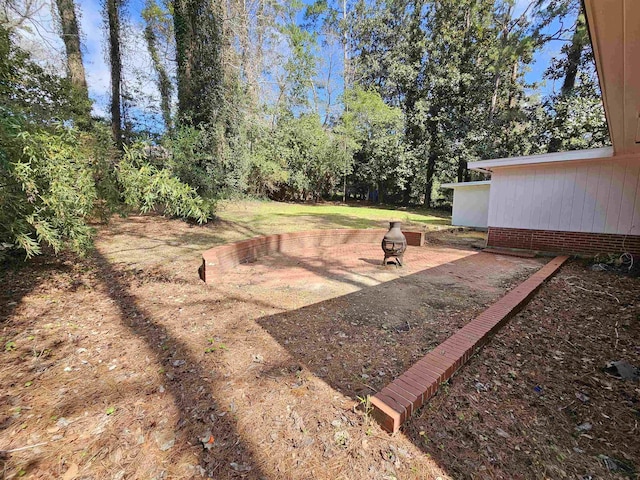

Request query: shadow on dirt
[
  {"left": 90, "top": 250, "right": 267, "bottom": 479},
  {"left": 253, "top": 251, "right": 544, "bottom": 478},
  {"left": 255, "top": 253, "right": 510, "bottom": 401},
  {"left": 359, "top": 257, "right": 384, "bottom": 266},
  {"left": 0, "top": 255, "right": 79, "bottom": 324}
]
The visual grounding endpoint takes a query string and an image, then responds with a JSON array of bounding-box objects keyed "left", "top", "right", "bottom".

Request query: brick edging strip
[
  {"left": 483, "top": 247, "right": 536, "bottom": 258},
  {"left": 370, "top": 255, "right": 569, "bottom": 433}
]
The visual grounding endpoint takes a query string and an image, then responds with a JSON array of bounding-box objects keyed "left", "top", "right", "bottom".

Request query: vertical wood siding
[
  {"left": 451, "top": 185, "right": 490, "bottom": 228},
  {"left": 488, "top": 158, "right": 640, "bottom": 235}
]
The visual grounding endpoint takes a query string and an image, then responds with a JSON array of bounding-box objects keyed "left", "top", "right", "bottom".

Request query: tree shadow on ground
[
  {"left": 0, "top": 254, "right": 89, "bottom": 441},
  {"left": 0, "top": 255, "right": 77, "bottom": 324},
  {"left": 255, "top": 253, "right": 509, "bottom": 401},
  {"left": 89, "top": 250, "right": 268, "bottom": 479},
  {"left": 247, "top": 251, "right": 385, "bottom": 290},
  {"left": 254, "top": 253, "right": 537, "bottom": 477}
]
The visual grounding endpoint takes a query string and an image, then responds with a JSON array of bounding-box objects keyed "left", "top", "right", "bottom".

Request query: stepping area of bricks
[{"left": 370, "top": 255, "right": 569, "bottom": 433}]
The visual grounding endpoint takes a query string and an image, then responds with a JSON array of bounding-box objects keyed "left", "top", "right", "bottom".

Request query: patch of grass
[
  {"left": 357, "top": 394, "right": 373, "bottom": 425},
  {"left": 217, "top": 201, "right": 450, "bottom": 235},
  {"left": 96, "top": 200, "right": 451, "bottom": 267}
]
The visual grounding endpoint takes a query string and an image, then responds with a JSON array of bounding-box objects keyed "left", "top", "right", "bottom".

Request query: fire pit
[{"left": 382, "top": 221, "right": 407, "bottom": 266}]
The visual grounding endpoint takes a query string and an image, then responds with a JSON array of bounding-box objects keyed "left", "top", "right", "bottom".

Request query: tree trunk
[
  {"left": 237, "top": 0, "right": 258, "bottom": 107},
  {"left": 174, "top": 0, "right": 223, "bottom": 126},
  {"left": 457, "top": 158, "right": 468, "bottom": 183},
  {"left": 424, "top": 107, "right": 439, "bottom": 208},
  {"left": 173, "top": 0, "right": 195, "bottom": 122},
  {"left": 55, "top": 0, "right": 90, "bottom": 120},
  {"left": 489, "top": 74, "right": 500, "bottom": 119},
  {"left": 548, "top": 12, "right": 587, "bottom": 153},
  {"left": 107, "top": 0, "right": 122, "bottom": 148},
  {"left": 399, "top": 183, "right": 408, "bottom": 206},
  {"left": 424, "top": 149, "right": 436, "bottom": 208},
  {"left": 342, "top": 0, "right": 350, "bottom": 88},
  {"left": 560, "top": 13, "right": 587, "bottom": 98},
  {"left": 402, "top": 0, "right": 425, "bottom": 207},
  {"left": 488, "top": 4, "right": 512, "bottom": 120},
  {"left": 508, "top": 59, "right": 519, "bottom": 109},
  {"left": 143, "top": 15, "right": 173, "bottom": 133}
]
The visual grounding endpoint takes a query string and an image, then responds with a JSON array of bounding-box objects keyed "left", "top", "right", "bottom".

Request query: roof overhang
[
  {"left": 468, "top": 147, "right": 615, "bottom": 172},
  {"left": 440, "top": 180, "right": 491, "bottom": 189},
  {"left": 584, "top": 0, "right": 640, "bottom": 155}
]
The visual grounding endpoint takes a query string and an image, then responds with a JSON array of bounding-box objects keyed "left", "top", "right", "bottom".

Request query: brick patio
[
  {"left": 200, "top": 234, "right": 553, "bottom": 435},
  {"left": 213, "top": 241, "right": 545, "bottom": 301}
]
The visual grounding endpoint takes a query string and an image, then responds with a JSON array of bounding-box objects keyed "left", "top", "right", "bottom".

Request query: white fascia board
[
  {"left": 468, "top": 146, "right": 615, "bottom": 172},
  {"left": 440, "top": 180, "right": 491, "bottom": 189}
]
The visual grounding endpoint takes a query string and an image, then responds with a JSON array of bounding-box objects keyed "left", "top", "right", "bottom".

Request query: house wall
[
  {"left": 451, "top": 184, "right": 490, "bottom": 228},
  {"left": 488, "top": 157, "right": 640, "bottom": 234},
  {"left": 486, "top": 156, "right": 640, "bottom": 254}
]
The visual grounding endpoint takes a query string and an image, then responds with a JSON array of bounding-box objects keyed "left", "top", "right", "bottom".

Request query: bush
[
  {"left": 0, "top": 27, "right": 212, "bottom": 259},
  {"left": 117, "top": 143, "right": 213, "bottom": 224},
  {"left": 0, "top": 118, "right": 97, "bottom": 258}
]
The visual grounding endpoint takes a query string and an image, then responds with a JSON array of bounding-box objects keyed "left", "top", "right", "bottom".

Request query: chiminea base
[{"left": 382, "top": 255, "right": 403, "bottom": 267}]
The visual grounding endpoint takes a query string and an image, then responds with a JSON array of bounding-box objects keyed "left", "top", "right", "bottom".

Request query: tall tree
[
  {"left": 547, "top": 10, "right": 588, "bottom": 152},
  {"left": 142, "top": 0, "right": 173, "bottom": 133},
  {"left": 341, "top": 86, "right": 405, "bottom": 202},
  {"left": 173, "top": 0, "right": 223, "bottom": 126},
  {"left": 402, "top": 0, "right": 426, "bottom": 205},
  {"left": 106, "top": 0, "right": 123, "bottom": 148},
  {"left": 349, "top": 0, "right": 422, "bottom": 202},
  {"left": 54, "top": 0, "right": 89, "bottom": 111}
]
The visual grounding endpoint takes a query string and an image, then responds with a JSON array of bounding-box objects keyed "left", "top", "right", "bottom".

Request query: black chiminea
[{"left": 381, "top": 221, "right": 407, "bottom": 266}]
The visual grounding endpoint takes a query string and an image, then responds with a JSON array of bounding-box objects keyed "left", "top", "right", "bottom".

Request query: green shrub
[
  {"left": 0, "top": 118, "right": 97, "bottom": 258},
  {"left": 116, "top": 143, "right": 212, "bottom": 224}
]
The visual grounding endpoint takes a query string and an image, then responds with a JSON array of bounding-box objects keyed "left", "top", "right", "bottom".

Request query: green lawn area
[
  {"left": 97, "top": 201, "right": 451, "bottom": 267},
  {"left": 216, "top": 200, "right": 451, "bottom": 235}
]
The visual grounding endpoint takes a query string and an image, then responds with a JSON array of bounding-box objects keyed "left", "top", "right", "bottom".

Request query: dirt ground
[
  {"left": 405, "top": 262, "right": 640, "bottom": 480},
  {"left": 1, "top": 215, "right": 638, "bottom": 479}
]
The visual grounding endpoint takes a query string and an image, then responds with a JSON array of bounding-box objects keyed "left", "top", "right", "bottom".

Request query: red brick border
[
  {"left": 483, "top": 247, "right": 536, "bottom": 258},
  {"left": 200, "top": 229, "right": 425, "bottom": 283},
  {"left": 487, "top": 227, "right": 640, "bottom": 255},
  {"left": 403, "top": 231, "right": 425, "bottom": 247},
  {"left": 370, "top": 255, "right": 569, "bottom": 433}
]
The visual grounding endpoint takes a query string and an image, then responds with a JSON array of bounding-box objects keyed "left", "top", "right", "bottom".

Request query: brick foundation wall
[
  {"left": 487, "top": 227, "right": 640, "bottom": 255},
  {"left": 201, "top": 229, "right": 425, "bottom": 283}
]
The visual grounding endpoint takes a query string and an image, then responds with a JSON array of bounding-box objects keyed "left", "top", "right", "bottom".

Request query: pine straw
[
  {"left": 0, "top": 215, "right": 596, "bottom": 479},
  {"left": 404, "top": 262, "right": 640, "bottom": 479},
  {"left": 0, "top": 253, "right": 454, "bottom": 479}
]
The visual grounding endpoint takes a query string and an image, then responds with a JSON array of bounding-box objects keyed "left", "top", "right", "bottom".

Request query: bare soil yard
[
  {"left": 406, "top": 262, "right": 640, "bottom": 480},
  {"left": 1, "top": 210, "right": 637, "bottom": 479}
]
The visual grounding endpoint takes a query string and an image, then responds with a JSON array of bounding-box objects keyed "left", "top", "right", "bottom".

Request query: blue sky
[
  {"left": 17, "top": 0, "right": 158, "bottom": 120},
  {"left": 17, "top": 0, "right": 573, "bottom": 126}
]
